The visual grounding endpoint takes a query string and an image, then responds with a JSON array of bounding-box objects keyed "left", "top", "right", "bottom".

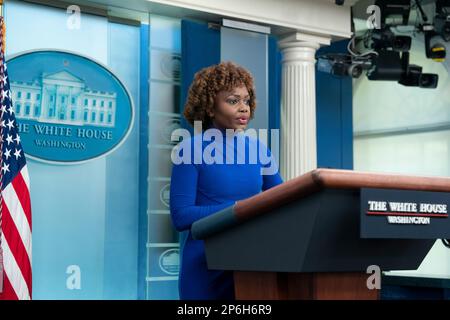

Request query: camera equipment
[
  {"left": 367, "top": 51, "right": 403, "bottom": 80},
  {"left": 435, "top": 0, "right": 450, "bottom": 41},
  {"left": 317, "top": 53, "right": 372, "bottom": 78},
  {"left": 318, "top": 0, "right": 440, "bottom": 88},
  {"left": 400, "top": 52, "right": 439, "bottom": 88},
  {"left": 368, "top": 2, "right": 412, "bottom": 54},
  {"left": 426, "top": 40, "right": 447, "bottom": 61},
  {"left": 318, "top": 49, "right": 439, "bottom": 88},
  {"left": 375, "top": 0, "right": 412, "bottom": 27},
  {"left": 371, "top": 28, "right": 412, "bottom": 52},
  {"left": 399, "top": 64, "right": 439, "bottom": 88},
  {"left": 434, "top": 16, "right": 450, "bottom": 41},
  {"left": 422, "top": 0, "right": 449, "bottom": 62},
  {"left": 366, "top": 51, "right": 438, "bottom": 88}
]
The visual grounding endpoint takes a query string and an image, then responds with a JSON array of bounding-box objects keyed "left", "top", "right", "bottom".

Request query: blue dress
[{"left": 169, "top": 128, "right": 283, "bottom": 300}]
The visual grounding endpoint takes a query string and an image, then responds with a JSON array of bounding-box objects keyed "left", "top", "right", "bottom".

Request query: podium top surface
[
  {"left": 234, "top": 168, "right": 450, "bottom": 221},
  {"left": 191, "top": 168, "right": 450, "bottom": 240}
]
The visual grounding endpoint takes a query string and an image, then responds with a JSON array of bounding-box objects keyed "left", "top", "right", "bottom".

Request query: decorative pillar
[{"left": 278, "top": 33, "right": 329, "bottom": 180}]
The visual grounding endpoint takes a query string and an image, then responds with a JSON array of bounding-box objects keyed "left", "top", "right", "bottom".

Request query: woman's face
[{"left": 210, "top": 85, "right": 251, "bottom": 131}]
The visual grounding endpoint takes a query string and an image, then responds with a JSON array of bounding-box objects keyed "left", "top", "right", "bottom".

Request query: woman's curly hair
[{"left": 183, "top": 61, "right": 256, "bottom": 130}]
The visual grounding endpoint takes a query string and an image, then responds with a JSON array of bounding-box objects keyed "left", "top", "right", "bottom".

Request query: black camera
[
  {"left": 371, "top": 28, "right": 412, "bottom": 52},
  {"left": 367, "top": 51, "right": 438, "bottom": 88},
  {"left": 435, "top": 0, "right": 450, "bottom": 41},
  {"left": 317, "top": 54, "right": 369, "bottom": 79},
  {"left": 434, "top": 15, "right": 450, "bottom": 41},
  {"left": 400, "top": 52, "right": 439, "bottom": 88},
  {"left": 375, "top": 0, "right": 411, "bottom": 27},
  {"left": 422, "top": 0, "right": 450, "bottom": 62},
  {"left": 398, "top": 65, "right": 439, "bottom": 88},
  {"left": 424, "top": 32, "right": 447, "bottom": 62},
  {"left": 367, "top": 51, "right": 403, "bottom": 81}
]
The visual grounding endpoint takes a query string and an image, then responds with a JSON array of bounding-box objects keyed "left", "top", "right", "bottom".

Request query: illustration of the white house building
[{"left": 10, "top": 70, "right": 117, "bottom": 127}]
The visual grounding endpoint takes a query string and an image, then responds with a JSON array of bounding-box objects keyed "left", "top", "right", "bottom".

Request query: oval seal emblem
[
  {"left": 6, "top": 50, "right": 134, "bottom": 164},
  {"left": 159, "top": 248, "right": 180, "bottom": 275}
]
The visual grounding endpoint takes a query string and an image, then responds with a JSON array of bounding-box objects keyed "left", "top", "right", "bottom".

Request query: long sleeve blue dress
[{"left": 169, "top": 128, "right": 283, "bottom": 300}]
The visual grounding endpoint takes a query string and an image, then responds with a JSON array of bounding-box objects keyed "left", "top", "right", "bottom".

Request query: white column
[{"left": 279, "top": 33, "right": 329, "bottom": 181}]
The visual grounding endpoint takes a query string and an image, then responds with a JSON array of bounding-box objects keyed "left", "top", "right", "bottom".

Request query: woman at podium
[{"left": 170, "top": 61, "right": 283, "bottom": 300}]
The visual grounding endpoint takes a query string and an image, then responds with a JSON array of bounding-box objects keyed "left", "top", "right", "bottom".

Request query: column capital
[
  {"left": 279, "top": 32, "right": 331, "bottom": 48},
  {"left": 278, "top": 32, "right": 330, "bottom": 64},
  {"left": 279, "top": 42, "right": 319, "bottom": 64}
]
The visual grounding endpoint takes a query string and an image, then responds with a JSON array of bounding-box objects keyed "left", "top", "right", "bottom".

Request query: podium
[{"left": 191, "top": 169, "right": 450, "bottom": 300}]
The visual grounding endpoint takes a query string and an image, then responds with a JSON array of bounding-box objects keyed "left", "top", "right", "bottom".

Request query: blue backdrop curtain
[
  {"left": 181, "top": 20, "right": 220, "bottom": 133},
  {"left": 316, "top": 40, "right": 354, "bottom": 170}
]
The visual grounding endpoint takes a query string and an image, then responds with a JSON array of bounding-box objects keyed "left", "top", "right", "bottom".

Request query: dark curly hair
[{"left": 183, "top": 61, "right": 256, "bottom": 130}]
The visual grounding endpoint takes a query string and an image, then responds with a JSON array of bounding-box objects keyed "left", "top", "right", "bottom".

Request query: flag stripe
[
  {"left": 2, "top": 182, "right": 32, "bottom": 261},
  {"left": 11, "top": 171, "right": 32, "bottom": 231},
  {"left": 0, "top": 270, "right": 19, "bottom": 300},
  {"left": 1, "top": 233, "right": 30, "bottom": 300},
  {"left": 0, "top": 201, "right": 32, "bottom": 296},
  {"left": 20, "top": 166, "right": 30, "bottom": 190}
]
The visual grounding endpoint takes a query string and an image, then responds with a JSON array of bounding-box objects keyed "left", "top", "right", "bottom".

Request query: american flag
[{"left": 0, "top": 16, "right": 32, "bottom": 300}]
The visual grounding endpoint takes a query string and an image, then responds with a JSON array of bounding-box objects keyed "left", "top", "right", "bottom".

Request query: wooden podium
[{"left": 191, "top": 169, "right": 450, "bottom": 300}]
